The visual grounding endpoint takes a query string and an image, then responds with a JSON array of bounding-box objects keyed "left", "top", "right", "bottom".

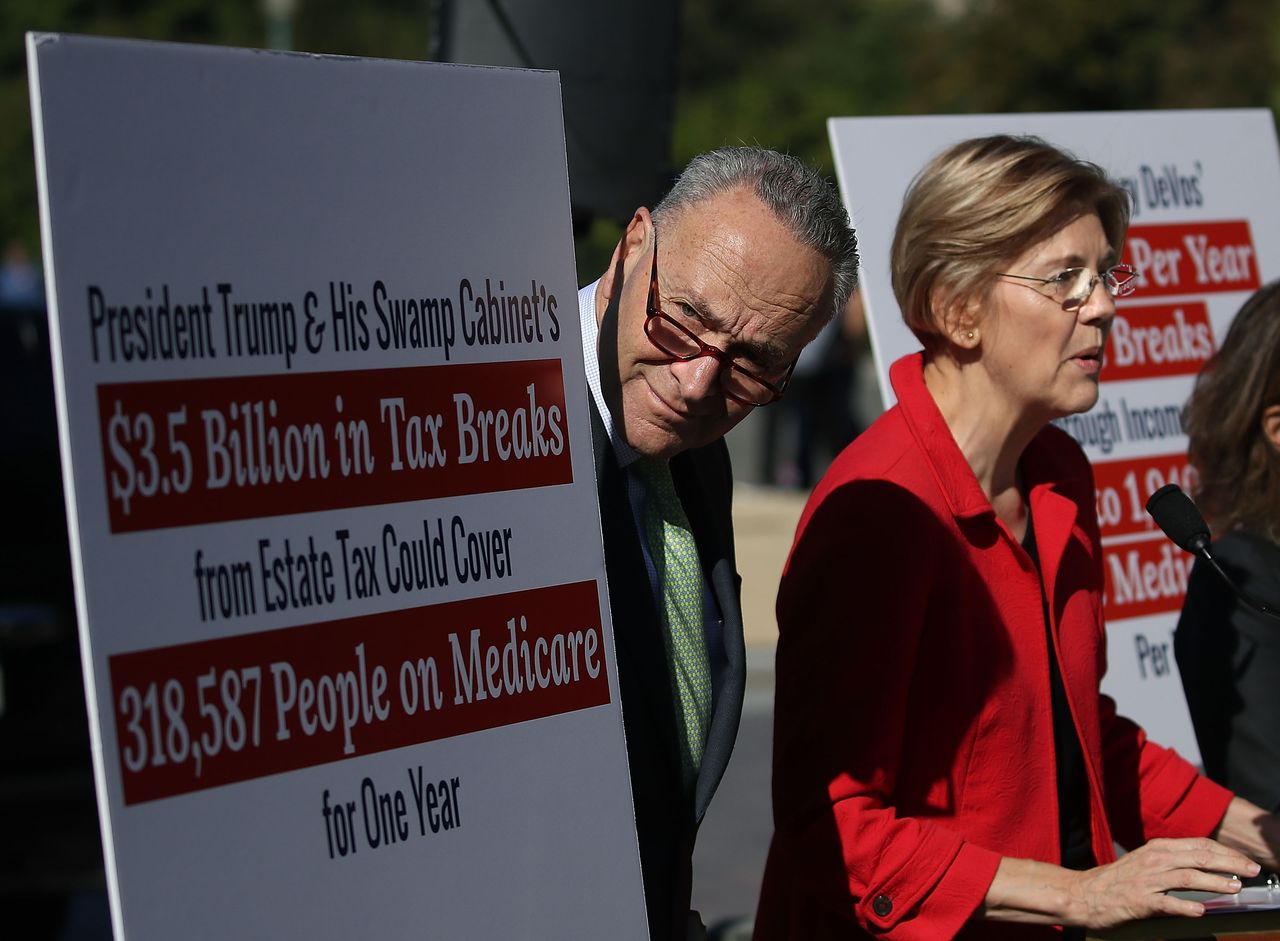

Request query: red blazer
[{"left": 755, "top": 353, "right": 1232, "bottom": 941}]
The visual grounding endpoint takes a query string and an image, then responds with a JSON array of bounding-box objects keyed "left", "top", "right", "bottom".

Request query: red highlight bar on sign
[
  {"left": 1093, "top": 453, "right": 1199, "bottom": 540},
  {"left": 1105, "top": 301, "right": 1214, "bottom": 382},
  {"left": 97, "top": 360, "right": 572, "bottom": 533},
  {"left": 109, "top": 580, "right": 609, "bottom": 805},
  {"left": 1103, "top": 538, "right": 1194, "bottom": 620},
  {"left": 1122, "top": 221, "right": 1260, "bottom": 298}
]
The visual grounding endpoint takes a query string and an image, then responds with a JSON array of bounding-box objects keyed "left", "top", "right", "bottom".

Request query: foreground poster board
[
  {"left": 829, "top": 110, "right": 1280, "bottom": 764},
  {"left": 29, "top": 34, "right": 647, "bottom": 939}
]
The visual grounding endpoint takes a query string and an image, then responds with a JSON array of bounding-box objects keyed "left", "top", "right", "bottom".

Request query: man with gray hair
[{"left": 578, "top": 146, "right": 857, "bottom": 939}]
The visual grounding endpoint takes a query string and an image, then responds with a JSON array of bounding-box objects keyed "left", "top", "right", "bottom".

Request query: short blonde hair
[{"left": 891, "top": 135, "right": 1130, "bottom": 350}]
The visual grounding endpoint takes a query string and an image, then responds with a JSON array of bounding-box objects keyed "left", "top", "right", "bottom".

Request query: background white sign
[
  {"left": 29, "top": 33, "right": 646, "bottom": 940},
  {"left": 828, "top": 109, "right": 1280, "bottom": 764}
]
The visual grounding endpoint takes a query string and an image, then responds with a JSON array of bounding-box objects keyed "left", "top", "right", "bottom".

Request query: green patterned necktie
[{"left": 635, "top": 458, "right": 713, "bottom": 786}]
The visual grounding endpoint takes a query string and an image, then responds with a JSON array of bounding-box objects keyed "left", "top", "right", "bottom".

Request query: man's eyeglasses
[
  {"left": 997, "top": 264, "right": 1139, "bottom": 311},
  {"left": 645, "top": 234, "right": 795, "bottom": 407}
]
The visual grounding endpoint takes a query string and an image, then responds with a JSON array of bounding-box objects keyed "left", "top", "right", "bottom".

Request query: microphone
[
  {"left": 1145, "top": 484, "right": 1280, "bottom": 622},
  {"left": 1145, "top": 484, "right": 1211, "bottom": 553}
]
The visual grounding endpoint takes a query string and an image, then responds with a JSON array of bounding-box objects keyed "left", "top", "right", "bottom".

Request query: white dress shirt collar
[{"left": 578, "top": 279, "right": 641, "bottom": 469}]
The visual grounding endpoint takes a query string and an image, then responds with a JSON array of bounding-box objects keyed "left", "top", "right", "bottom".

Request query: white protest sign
[
  {"left": 828, "top": 110, "right": 1280, "bottom": 764},
  {"left": 29, "top": 33, "right": 647, "bottom": 940}
]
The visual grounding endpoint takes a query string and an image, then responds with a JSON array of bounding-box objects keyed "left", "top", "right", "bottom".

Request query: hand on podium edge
[{"left": 982, "top": 837, "right": 1259, "bottom": 930}]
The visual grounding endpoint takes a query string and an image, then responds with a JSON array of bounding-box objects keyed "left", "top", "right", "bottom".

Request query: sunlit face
[
  {"left": 605, "top": 189, "right": 833, "bottom": 458},
  {"left": 979, "top": 212, "right": 1117, "bottom": 423}
]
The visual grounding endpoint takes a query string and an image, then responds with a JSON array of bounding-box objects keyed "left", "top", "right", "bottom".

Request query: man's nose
[{"left": 670, "top": 351, "right": 727, "bottom": 402}]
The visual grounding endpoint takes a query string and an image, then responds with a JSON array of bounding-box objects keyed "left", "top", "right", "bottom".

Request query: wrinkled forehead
[{"left": 658, "top": 191, "right": 835, "bottom": 328}]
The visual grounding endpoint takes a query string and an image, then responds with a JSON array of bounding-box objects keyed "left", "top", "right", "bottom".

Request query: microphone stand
[{"left": 1146, "top": 484, "right": 1280, "bottom": 624}]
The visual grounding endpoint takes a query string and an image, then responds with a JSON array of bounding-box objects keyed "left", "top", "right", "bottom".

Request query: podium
[{"left": 1094, "top": 905, "right": 1280, "bottom": 939}]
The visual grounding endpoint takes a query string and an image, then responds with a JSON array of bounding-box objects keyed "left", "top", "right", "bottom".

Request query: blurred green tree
[
  {"left": 0, "top": 1, "right": 432, "bottom": 256},
  {"left": 670, "top": 0, "right": 1280, "bottom": 170},
  {"left": 2, "top": 0, "right": 1278, "bottom": 266},
  {"left": 674, "top": 0, "right": 955, "bottom": 172},
  {"left": 1, "top": 1, "right": 269, "bottom": 253},
  {"left": 955, "top": 0, "right": 1279, "bottom": 113}
]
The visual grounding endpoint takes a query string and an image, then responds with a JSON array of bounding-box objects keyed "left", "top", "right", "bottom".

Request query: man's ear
[
  {"left": 598, "top": 207, "right": 654, "bottom": 303},
  {"left": 1262, "top": 404, "right": 1280, "bottom": 454}
]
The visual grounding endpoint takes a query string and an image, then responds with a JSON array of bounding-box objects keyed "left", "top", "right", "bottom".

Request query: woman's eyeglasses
[{"left": 998, "top": 264, "right": 1139, "bottom": 311}]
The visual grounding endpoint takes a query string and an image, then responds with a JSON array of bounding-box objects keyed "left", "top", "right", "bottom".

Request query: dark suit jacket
[
  {"left": 589, "top": 400, "right": 746, "bottom": 941},
  {"left": 1176, "top": 529, "right": 1280, "bottom": 813}
]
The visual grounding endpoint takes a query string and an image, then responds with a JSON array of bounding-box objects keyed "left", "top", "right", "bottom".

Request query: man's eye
[
  {"left": 678, "top": 312, "right": 701, "bottom": 329},
  {"left": 741, "top": 358, "right": 781, "bottom": 379}
]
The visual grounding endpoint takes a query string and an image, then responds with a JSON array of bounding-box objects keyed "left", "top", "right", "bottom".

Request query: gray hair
[{"left": 652, "top": 146, "right": 859, "bottom": 319}]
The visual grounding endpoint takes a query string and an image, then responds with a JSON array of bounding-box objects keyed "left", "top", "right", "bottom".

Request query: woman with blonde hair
[{"left": 755, "top": 135, "right": 1280, "bottom": 941}]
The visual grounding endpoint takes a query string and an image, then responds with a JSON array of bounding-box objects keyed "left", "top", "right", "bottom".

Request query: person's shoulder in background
[{"left": 1211, "top": 529, "right": 1280, "bottom": 607}]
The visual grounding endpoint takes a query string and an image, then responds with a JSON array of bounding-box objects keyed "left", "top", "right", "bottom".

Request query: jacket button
[{"left": 873, "top": 895, "right": 893, "bottom": 917}]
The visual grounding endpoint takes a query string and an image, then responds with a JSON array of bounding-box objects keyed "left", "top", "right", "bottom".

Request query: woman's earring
[{"left": 966, "top": 331, "right": 975, "bottom": 340}]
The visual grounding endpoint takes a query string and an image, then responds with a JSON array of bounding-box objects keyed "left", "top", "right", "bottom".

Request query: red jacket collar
[
  {"left": 890, "top": 352, "right": 994, "bottom": 521},
  {"left": 889, "top": 352, "right": 1085, "bottom": 591}
]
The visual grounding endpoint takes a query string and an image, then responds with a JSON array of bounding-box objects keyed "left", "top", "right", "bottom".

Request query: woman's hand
[
  {"left": 982, "top": 838, "right": 1261, "bottom": 929},
  {"left": 1068, "top": 837, "right": 1259, "bottom": 928}
]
